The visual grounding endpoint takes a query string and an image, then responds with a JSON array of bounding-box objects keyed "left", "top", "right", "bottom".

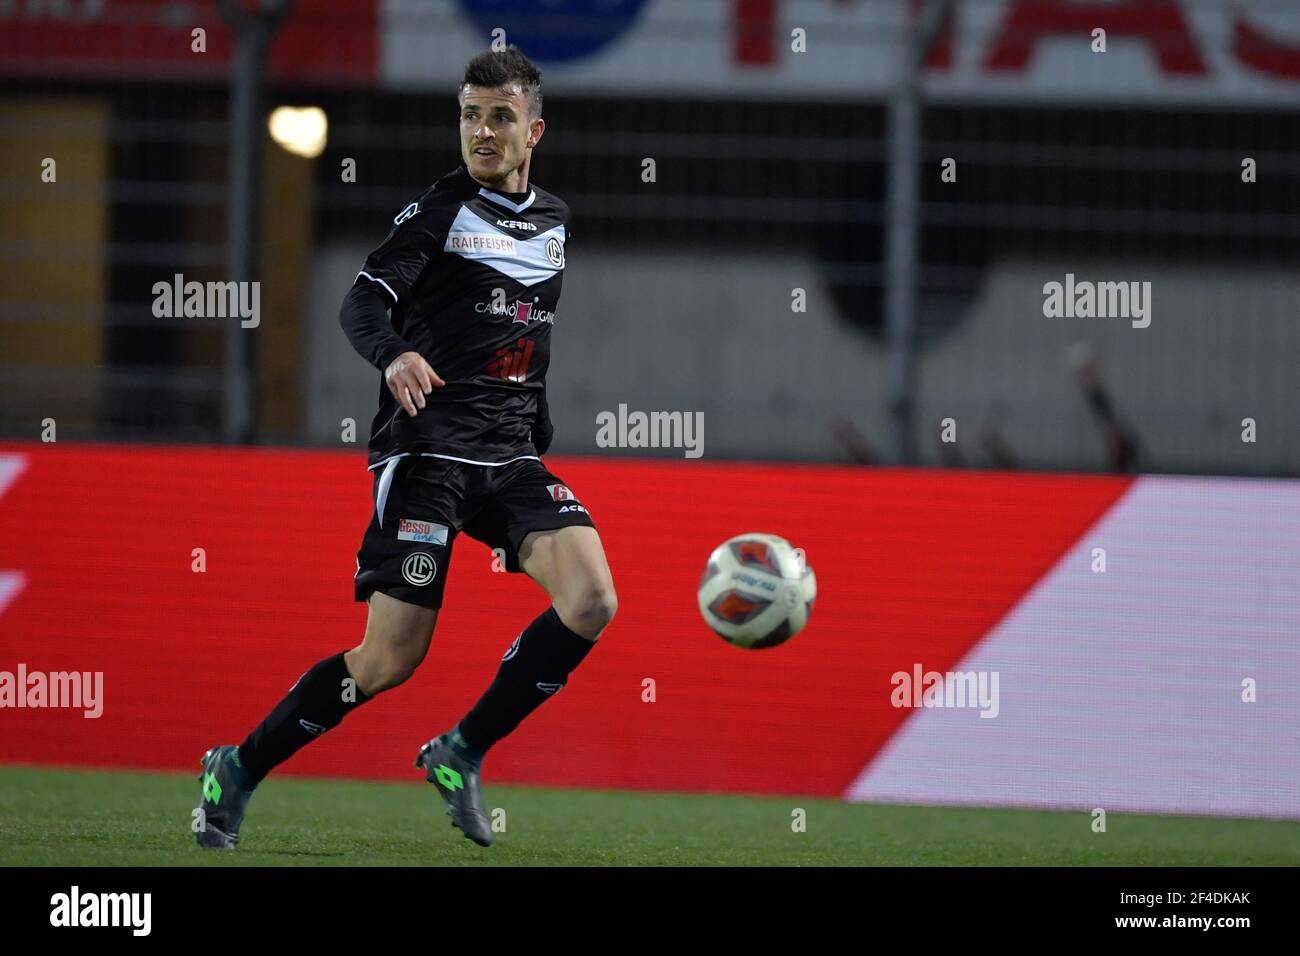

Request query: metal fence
[{"left": 1, "top": 1, "right": 1297, "bottom": 474}]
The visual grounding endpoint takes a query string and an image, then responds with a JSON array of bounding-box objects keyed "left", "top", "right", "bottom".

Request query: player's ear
[{"left": 527, "top": 117, "right": 545, "bottom": 149}]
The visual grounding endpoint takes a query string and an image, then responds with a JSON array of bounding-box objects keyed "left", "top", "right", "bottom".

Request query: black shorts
[{"left": 354, "top": 455, "right": 597, "bottom": 609}]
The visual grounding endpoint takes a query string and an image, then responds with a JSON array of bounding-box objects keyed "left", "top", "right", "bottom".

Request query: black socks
[
  {"left": 237, "top": 652, "right": 373, "bottom": 784},
  {"left": 235, "top": 608, "right": 596, "bottom": 784},
  {"left": 457, "top": 606, "right": 595, "bottom": 754}
]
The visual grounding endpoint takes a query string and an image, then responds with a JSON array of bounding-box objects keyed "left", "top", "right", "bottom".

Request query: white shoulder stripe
[
  {"left": 357, "top": 270, "right": 399, "bottom": 303},
  {"left": 444, "top": 207, "right": 564, "bottom": 287}
]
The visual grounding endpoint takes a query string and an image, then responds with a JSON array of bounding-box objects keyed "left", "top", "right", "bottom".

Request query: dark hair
[{"left": 460, "top": 47, "right": 543, "bottom": 119}]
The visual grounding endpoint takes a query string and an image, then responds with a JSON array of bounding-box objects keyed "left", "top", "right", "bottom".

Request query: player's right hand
[{"left": 384, "top": 351, "right": 445, "bottom": 416}]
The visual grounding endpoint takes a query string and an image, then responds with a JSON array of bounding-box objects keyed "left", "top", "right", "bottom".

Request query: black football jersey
[{"left": 353, "top": 164, "right": 568, "bottom": 467}]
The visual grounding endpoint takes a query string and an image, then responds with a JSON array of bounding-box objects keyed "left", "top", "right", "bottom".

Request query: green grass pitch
[{"left": 2, "top": 765, "right": 1297, "bottom": 866}]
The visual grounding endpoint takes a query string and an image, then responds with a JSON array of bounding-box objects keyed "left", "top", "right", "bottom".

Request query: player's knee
[
  {"left": 348, "top": 641, "right": 424, "bottom": 696},
  {"left": 597, "top": 586, "right": 618, "bottom": 630},
  {"left": 353, "top": 595, "right": 436, "bottom": 694},
  {"left": 560, "top": 583, "right": 617, "bottom": 639},
  {"left": 362, "top": 652, "right": 419, "bottom": 695}
]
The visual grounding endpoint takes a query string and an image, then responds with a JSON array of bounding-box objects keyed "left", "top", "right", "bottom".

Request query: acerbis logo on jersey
[
  {"left": 401, "top": 552, "right": 437, "bottom": 586},
  {"left": 497, "top": 219, "right": 537, "bottom": 231},
  {"left": 546, "top": 483, "right": 576, "bottom": 502},
  {"left": 394, "top": 201, "right": 419, "bottom": 225},
  {"left": 559, "top": 503, "right": 588, "bottom": 514},
  {"left": 397, "top": 518, "right": 448, "bottom": 545}
]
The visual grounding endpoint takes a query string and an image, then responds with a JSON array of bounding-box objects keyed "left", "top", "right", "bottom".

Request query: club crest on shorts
[
  {"left": 401, "top": 552, "right": 437, "bottom": 587},
  {"left": 397, "top": 517, "right": 448, "bottom": 545},
  {"left": 546, "top": 483, "right": 576, "bottom": 502}
]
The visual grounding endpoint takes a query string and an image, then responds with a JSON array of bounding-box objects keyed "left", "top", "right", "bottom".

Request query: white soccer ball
[{"left": 697, "top": 533, "right": 816, "bottom": 649}]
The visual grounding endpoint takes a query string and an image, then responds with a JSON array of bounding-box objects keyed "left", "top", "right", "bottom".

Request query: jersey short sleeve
[{"left": 354, "top": 198, "right": 448, "bottom": 305}]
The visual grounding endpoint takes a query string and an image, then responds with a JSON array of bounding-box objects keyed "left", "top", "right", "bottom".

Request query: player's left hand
[{"left": 385, "top": 351, "right": 444, "bottom": 416}]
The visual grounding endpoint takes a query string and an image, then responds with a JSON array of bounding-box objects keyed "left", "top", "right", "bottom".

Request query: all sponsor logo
[
  {"left": 488, "top": 339, "right": 535, "bottom": 382},
  {"left": 496, "top": 218, "right": 537, "bottom": 232}
]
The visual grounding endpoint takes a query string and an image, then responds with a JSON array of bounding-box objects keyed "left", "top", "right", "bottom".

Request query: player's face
[{"left": 459, "top": 84, "right": 543, "bottom": 188}]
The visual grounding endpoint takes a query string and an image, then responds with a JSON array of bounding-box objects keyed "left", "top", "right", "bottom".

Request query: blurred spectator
[
  {"left": 830, "top": 416, "right": 877, "bottom": 464},
  {"left": 1067, "top": 342, "right": 1141, "bottom": 473},
  {"left": 978, "top": 418, "right": 1019, "bottom": 470}
]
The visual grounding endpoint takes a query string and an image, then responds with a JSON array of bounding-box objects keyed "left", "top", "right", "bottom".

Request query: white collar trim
[{"left": 478, "top": 186, "right": 536, "bottom": 213}]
